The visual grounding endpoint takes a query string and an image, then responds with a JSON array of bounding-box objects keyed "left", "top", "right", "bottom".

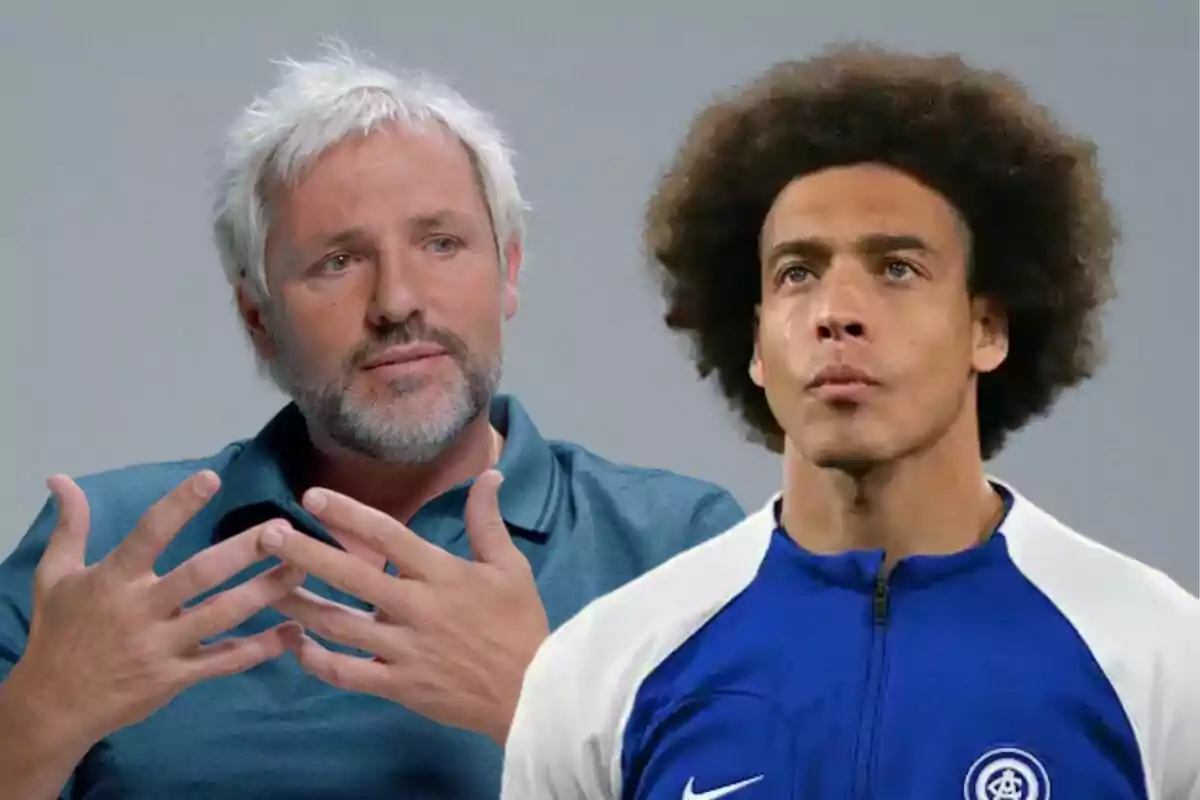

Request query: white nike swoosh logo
[{"left": 681, "top": 775, "right": 764, "bottom": 800}]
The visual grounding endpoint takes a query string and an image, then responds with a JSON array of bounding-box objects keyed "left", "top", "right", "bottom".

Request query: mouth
[
  {"left": 806, "top": 366, "right": 880, "bottom": 401},
  {"left": 361, "top": 343, "right": 449, "bottom": 371}
]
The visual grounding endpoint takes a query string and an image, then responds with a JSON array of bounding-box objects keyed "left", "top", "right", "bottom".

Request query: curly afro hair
[{"left": 644, "top": 42, "right": 1118, "bottom": 460}]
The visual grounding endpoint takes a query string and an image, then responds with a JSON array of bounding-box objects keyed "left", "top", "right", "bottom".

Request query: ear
[
  {"left": 236, "top": 282, "right": 277, "bottom": 362},
  {"left": 971, "top": 296, "right": 1009, "bottom": 374},
  {"left": 749, "top": 305, "right": 765, "bottom": 388},
  {"left": 501, "top": 238, "right": 523, "bottom": 320}
]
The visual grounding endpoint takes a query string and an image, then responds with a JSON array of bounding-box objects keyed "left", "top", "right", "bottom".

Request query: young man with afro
[{"left": 499, "top": 43, "right": 1199, "bottom": 800}]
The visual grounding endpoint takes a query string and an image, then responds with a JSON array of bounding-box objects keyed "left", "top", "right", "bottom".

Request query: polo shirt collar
[{"left": 209, "top": 394, "right": 562, "bottom": 544}]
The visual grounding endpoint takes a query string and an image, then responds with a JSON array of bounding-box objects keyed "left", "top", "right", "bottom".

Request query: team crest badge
[{"left": 963, "top": 747, "right": 1050, "bottom": 800}]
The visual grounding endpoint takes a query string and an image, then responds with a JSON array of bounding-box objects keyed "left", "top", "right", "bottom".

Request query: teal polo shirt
[{"left": 0, "top": 395, "right": 745, "bottom": 799}]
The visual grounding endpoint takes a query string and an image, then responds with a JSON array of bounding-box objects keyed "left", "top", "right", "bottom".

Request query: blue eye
[
  {"left": 425, "top": 236, "right": 462, "bottom": 256},
  {"left": 319, "top": 253, "right": 353, "bottom": 273}
]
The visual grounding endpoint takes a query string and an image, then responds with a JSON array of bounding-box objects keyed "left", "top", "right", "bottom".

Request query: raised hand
[
  {"left": 8, "top": 471, "right": 305, "bottom": 751},
  {"left": 263, "top": 470, "right": 549, "bottom": 745}
]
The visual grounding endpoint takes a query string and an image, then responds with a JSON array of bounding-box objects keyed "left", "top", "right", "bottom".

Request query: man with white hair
[{"left": 0, "top": 42, "right": 745, "bottom": 799}]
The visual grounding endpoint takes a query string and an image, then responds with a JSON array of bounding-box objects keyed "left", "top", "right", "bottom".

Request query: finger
[
  {"left": 286, "top": 632, "right": 394, "bottom": 696},
  {"left": 153, "top": 520, "right": 283, "bottom": 610},
  {"left": 272, "top": 588, "right": 397, "bottom": 658},
  {"left": 37, "top": 475, "right": 91, "bottom": 585},
  {"left": 464, "top": 470, "right": 523, "bottom": 568},
  {"left": 274, "top": 586, "right": 377, "bottom": 621},
  {"left": 260, "top": 523, "right": 413, "bottom": 612},
  {"left": 105, "top": 471, "right": 221, "bottom": 578},
  {"left": 173, "top": 562, "right": 307, "bottom": 644},
  {"left": 301, "top": 488, "right": 452, "bottom": 581},
  {"left": 183, "top": 622, "right": 298, "bottom": 682}
]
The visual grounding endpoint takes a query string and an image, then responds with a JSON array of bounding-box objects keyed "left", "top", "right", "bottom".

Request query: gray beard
[
  {"left": 262, "top": 312, "right": 501, "bottom": 465},
  {"left": 284, "top": 359, "right": 500, "bottom": 465}
]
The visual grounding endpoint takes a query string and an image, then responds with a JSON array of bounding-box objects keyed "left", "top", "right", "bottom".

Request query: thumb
[
  {"left": 463, "top": 470, "right": 519, "bottom": 567},
  {"left": 38, "top": 474, "right": 91, "bottom": 584}
]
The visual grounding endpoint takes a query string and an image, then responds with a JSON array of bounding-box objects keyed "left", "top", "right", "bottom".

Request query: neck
[
  {"left": 780, "top": 417, "right": 1002, "bottom": 565},
  {"left": 306, "top": 411, "right": 502, "bottom": 523}
]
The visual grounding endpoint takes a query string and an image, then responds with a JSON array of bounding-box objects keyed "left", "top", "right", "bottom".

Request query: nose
[
  {"left": 367, "top": 250, "right": 422, "bottom": 327},
  {"left": 811, "top": 270, "right": 870, "bottom": 342},
  {"left": 816, "top": 314, "right": 866, "bottom": 342}
]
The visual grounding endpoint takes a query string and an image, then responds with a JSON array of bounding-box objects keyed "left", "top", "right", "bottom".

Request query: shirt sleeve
[
  {"left": 501, "top": 625, "right": 618, "bottom": 799},
  {"left": 690, "top": 490, "right": 747, "bottom": 539},
  {"left": 0, "top": 497, "right": 56, "bottom": 683},
  {"left": 1161, "top": 594, "right": 1200, "bottom": 800}
]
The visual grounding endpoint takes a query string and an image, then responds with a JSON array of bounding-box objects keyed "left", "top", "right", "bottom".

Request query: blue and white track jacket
[{"left": 502, "top": 481, "right": 1199, "bottom": 800}]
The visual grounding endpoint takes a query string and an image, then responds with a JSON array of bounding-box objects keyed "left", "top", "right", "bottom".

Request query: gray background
[{"left": 3, "top": 2, "right": 1197, "bottom": 592}]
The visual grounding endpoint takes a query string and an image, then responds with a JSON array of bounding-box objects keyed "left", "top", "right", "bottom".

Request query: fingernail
[
  {"left": 304, "top": 489, "right": 327, "bottom": 513},
  {"left": 261, "top": 522, "right": 287, "bottom": 550},
  {"left": 193, "top": 471, "right": 219, "bottom": 498}
]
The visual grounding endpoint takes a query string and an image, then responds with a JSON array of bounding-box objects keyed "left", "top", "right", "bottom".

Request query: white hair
[{"left": 210, "top": 38, "right": 527, "bottom": 300}]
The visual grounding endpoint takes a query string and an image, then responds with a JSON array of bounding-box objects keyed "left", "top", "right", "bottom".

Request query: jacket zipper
[{"left": 853, "top": 570, "right": 891, "bottom": 799}]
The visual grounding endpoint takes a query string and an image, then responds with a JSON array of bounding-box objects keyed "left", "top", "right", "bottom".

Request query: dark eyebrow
[{"left": 765, "top": 233, "right": 938, "bottom": 264}]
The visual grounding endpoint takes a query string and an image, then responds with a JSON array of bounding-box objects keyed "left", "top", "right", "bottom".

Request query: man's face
[
  {"left": 241, "top": 122, "right": 521, "bottom": 464},
  {"left": 751, "top": 163, "right": 1007, "bottom": 470}
]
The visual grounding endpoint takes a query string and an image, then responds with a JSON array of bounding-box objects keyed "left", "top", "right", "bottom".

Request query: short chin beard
[
  {"left": 335, "top": 380, "right": 494, "bottom": 464},
  {"left": 266, "top": 350, "right": 502, "bottom": 466},
  {"left": 256, "top": 298, "right": 503, "bottom": 464}
]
